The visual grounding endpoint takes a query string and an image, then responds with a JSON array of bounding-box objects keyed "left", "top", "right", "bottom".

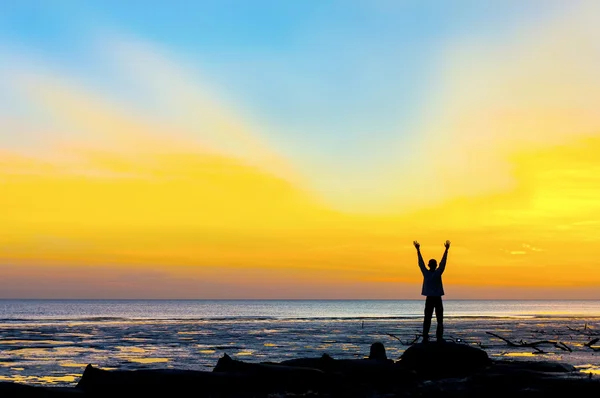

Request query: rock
[
  {"left": 77, "top": 364, "right": 233, "bottom": 395},
  {"left": 468, "top": 361, "right": 598, "bottom": 397},
  {"left": 0, "top": 382, "right": 82, "bottom": 397},
  {"left": 272, "top": 348, "right": 416, "bottom": 388},
  {"left": 215, "top": 353, "right": 325, "bottom": 375},
  {"left": 399, "top": 342, "right": 491, "bottom": 379},
  {"left": 4, "top": 357, "right": 596, "bottom": 398},
  {"left": 329, "top": 358, "right": 416, "bottom": 387},
  {"left": 369, "top": 342, "right": 387, "bottom": 361},
  {"left": 214, "top": 354, "right": 329, "bottom": 392},
  {"left": 278, "top": 353, "right": 335, "bottom": 369},
  {"left": 521, "top": 361, "right": 575, "bottom": 373},
  {"left": 493, "top": 360, "right": 576, "bottom": 373}
]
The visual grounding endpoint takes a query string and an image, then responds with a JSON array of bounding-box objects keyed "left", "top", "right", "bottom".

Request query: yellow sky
[{"left": 1, "top": 132, "right": 600, "bottom": 298}]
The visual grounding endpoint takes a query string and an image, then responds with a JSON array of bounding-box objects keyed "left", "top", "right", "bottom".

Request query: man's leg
[
  {"left": 423, "top": 297, "right": 434, "bottom": 343},
  {"left": 435, "top": 297, "right": 444, "bottom": 341}
]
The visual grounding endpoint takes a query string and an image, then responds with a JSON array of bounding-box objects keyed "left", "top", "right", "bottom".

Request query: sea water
[{"left": 0, "top": 300, "right": 599, "bottom": 386}]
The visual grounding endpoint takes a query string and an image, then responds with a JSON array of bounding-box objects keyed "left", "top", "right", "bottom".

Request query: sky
[{"left": 1, "top": 0, "right": 600, "bottom": 299}]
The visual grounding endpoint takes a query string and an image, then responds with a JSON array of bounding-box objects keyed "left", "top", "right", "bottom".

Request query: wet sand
[{"left": 0, "top": 316, "right": 599, "bottom": 386}]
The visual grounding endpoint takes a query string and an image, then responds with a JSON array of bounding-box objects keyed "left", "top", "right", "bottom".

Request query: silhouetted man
[{"left": 413, "top": 240, "right": 450, "bottom": 343}]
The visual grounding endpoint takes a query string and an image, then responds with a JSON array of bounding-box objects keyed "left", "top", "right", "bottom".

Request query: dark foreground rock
[
  {"left": 216, "top": 351, "right": 417, "bottom": 393},
  {"left": 213, "top": 353, "right": 332, "bottom": 392},
  {"left": 399, "top": 342, "right": 491, "bottom": 378},
  {"left": 0, "top": 382, "right": 82, "bottom": 397},
  {"left": 76, "top": 364, "right": 234, "bottom": 395},
  {"left": 424, "top": 362, "right": 600, "bottom": 398}
]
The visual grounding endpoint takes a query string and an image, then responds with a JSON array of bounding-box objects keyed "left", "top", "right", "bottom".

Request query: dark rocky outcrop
[{"left": 399, "top": 342, "right": 491, "bottom": 379}]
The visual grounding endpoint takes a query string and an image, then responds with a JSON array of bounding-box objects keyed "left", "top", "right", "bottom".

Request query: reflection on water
[
  {"left": 341, "top": 343, "right": 360, "bottom": 351},
  {"left": 121, "top": 337, "right": 148, "bottom": 342},
  {"left": 60, "top": 363, "right": 89, "bottom": 368},
  {"left": 234, "top": 350, "right": 254, "bottom": 356},
  {"left": 177, "top": 331, "right": 213, "bottom": 336},
  {"left": 576, "top": 365, "right": 600, "bottom": 375},
  {"left": 117, "top": 346, "right": 146, "bottom": 353},
  {"left": 0, "top": 374, "right": 81, "bottom": 384},
  {"left": 495, "top": 352, "right": 558, "bottom": 358},
  {"left": 126, "top": 358, "right": 169, "bottom": 364},
  {"left": 0, "top": 340, "right": 72, "bottom": 345},
  {"left": 10, "top": 348, "right": 56, "bottom": 360},
  {"left": 496, "top": 352, "right": 537, "bottom": 357}
]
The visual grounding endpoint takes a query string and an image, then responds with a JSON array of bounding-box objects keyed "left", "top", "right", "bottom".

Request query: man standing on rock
[{"left": 413, "top": 240, "right": 450, "bottom": 343}]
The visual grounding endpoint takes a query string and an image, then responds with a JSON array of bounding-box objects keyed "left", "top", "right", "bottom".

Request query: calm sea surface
[
  {"left": 1, "top": 300, "right": 599, "bottom": 386},
  {"left": 2, "top": 299, "right": 600, "bottom": 320}
]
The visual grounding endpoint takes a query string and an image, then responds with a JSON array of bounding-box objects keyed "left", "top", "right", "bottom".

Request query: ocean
[{"left": 0, "top": 300, "right": 599, "bottom": 386}]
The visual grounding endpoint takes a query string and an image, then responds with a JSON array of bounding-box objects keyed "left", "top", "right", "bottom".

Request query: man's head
[{"left": 428, "top": 259, "right": 437, "bottom": 271}]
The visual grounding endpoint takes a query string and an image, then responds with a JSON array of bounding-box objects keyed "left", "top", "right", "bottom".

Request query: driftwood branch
[
  {"left": 567, "top": 324, "right": 600, "bottom": 337},
  {"left": 556, "top": 342, "right": 573, "bottom": 352},
  {"left": 486, "top": 332, "right": 520, "bottom": 346},
  {"left": 486, "top": 332, "right": 572, "bottom": 352},
  {"left": 584, "top": 338, "right": 600, "bottom": 352},
  {"left": 384, "top": 333, "right": 421, "bottom": 346},
  {"left": 385, "top": 332, "right": 401, "bottom": 342},
  {"left": 531, "top": 346, "right": 545, "bottom": 354}
]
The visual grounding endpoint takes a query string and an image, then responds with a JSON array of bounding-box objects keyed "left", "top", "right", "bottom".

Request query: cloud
[
  {"left": 2, "top": 37, "right": 306, "bottom": 187},
  {"left": 100, "top": 36, "right": 301, "bottom": 184}
]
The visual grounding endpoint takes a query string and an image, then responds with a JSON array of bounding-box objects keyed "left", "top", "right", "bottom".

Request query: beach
[{"left": 0, "top": 300, "right": 599, "bottom": 387}]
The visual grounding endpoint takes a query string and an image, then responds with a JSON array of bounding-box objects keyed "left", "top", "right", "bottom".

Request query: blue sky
[{"left": 1, "top": 1, "right": 562, "bottom": 158}]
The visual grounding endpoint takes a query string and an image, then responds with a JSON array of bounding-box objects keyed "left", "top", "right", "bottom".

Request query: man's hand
[
  {"left": 413, "top": 241, "right": 420, "bottom": 250},
  {"left": 444, "top": 240, "right": 451, "bottom": 250}
]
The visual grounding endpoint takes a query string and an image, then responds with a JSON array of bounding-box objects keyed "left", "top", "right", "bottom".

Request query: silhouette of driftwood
[
  {"left": 486, "top": 332, "right": 572, "bottom": 352},
  {"left": 567, "top": 323, "right": 600, "bottom": 337},
  {"left": 384, "top": 332, "right": 421, "bottom": 346},
  {"left": 584, "top": 338, "right": 600, "bottom": 352}
]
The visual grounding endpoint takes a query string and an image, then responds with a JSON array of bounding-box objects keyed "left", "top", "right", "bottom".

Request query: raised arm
[
  {"left": 436, "top": 240, "right": 451, "bottom": 275},
  {"left": 413, "top": 241, "right": 427, "bottom": 274}
]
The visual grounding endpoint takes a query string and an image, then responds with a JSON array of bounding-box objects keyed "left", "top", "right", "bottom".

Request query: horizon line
[{"left": 0, "top": 298, "right": 597, "bottom": 301}]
